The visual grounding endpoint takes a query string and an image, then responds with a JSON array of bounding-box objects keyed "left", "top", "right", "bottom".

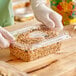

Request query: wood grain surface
[{"left": 0, "top": 19, "right": 76, "bottom": 76}]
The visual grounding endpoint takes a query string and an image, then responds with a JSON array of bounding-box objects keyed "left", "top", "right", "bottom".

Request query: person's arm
[
  {"left": 30, "top": 0, "right": 63, "bottom": 30},
  {"left": 0, "top": 27, "right": 15, "bottom": 48}
]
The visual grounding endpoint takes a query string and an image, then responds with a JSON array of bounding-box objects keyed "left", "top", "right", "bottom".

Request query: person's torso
[{"left": 0, "top": 0, "right": 14, "bottom": 27}]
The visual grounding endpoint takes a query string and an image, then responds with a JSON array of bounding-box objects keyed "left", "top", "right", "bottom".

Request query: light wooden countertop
[{"left": 0, "top": 19, "right": 76, "bottom": 76}]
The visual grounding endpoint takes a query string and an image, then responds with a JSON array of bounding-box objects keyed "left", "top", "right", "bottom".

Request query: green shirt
[{"left": 0, "top": 0, "right": 14, "bottom": 27}]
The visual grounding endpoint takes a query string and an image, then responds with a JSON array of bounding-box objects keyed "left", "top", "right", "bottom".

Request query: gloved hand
[
  {"left": 0, "top": 27, "right": 15, "bottom": 48},
  {"left": 31, "top": 0, "right": 63, "bottom": 30},
  {"left": 0, "top": 61, "right": 29, "bottom": 76}
]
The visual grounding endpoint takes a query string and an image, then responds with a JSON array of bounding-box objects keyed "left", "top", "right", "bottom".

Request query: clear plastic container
[
  {"left": 14, "top": 7, "right": 34, "bottom": 22},
  {"left": 13, "top": 0, "right": 34, "bottom": 22},
  {"left": 50, "top": 0, "right": 76, "bottom": 25},
  {"left": 13, "top": 0, "right": 30, "bottom": 9},
  {"left": 10, "top": 24, "right": 71, "bottom": 61}
]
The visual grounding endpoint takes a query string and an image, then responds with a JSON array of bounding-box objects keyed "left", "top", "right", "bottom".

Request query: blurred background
[
  {"left": 12, "top": 0, "right": 76, "bottom": 25},
  {"left": 12, "top": 0, "right": 49, "bottom": 22}
]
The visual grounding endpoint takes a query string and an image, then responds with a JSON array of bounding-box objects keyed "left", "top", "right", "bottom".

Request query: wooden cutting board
[{"left": 0, "top": 19, "right": 76, "bottom": 76}]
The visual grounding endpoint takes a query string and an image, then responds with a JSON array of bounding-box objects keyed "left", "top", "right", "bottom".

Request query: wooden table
[{"left": 0, "top": 19, "right": 76, "bottom": 76}]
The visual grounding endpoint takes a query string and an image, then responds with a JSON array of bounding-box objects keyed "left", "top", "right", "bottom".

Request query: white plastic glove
[
  {"left": 0, "top": 27, "right": 15, "bottom": 48},
  {"left": 31, "top": 0, "right": 63, "bottom": 30}
]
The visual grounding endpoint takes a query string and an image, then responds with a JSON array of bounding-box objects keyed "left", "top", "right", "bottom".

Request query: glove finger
[
  {"left": 43, "top": 14, "right": 55, "bottom": 29},
  {"left": 49, "top": 13, "right": 64, "bottom": 30},
  {"left": 0, "top": 27, "right": 15, "bottom": 43},
  {"left": 0, "top": 33, "right": 10, "bottom": 48},
  {"left": 55, "top": 22, "right": 64, "bottom": 31}
]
